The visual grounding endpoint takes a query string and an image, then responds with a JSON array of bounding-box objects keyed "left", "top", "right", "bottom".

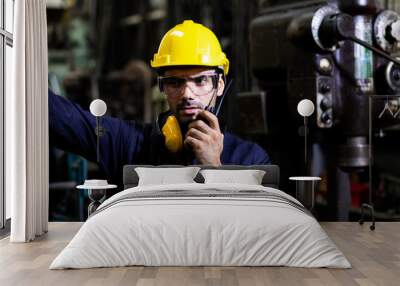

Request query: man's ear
[{"left": 217, "top": 76, "right": 225, "bottom": 96}]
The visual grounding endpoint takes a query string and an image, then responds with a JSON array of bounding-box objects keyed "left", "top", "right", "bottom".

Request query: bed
[{"left": 49, "top": 165, "right": 351, "bottom": 269}]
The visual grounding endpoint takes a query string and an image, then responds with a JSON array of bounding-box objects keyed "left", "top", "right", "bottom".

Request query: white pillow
[
  {"left": 200, "top": 169, "right": 266, "bottom": 185},
  {"left": 135, "top": 167, "right": 201, "bottom": 186}
]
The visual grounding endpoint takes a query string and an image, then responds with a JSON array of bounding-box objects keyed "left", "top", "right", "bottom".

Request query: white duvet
[{"left": 50, "top": 183, "right": 351, "bottom": 269}]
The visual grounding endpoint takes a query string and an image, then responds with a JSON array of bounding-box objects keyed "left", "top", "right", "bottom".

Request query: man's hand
[{"left": 184, "top": 110, "right": 223, "bottom": 166}]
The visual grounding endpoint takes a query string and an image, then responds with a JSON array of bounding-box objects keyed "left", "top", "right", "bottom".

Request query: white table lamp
[
  {"left": 89, "top": 99, "right": 107, "bottom": 163},
  {"left": 90, "top": 99, "right": 107, "bottom": 117},
  {"left": 297, "top": 99, "right": 315, "bottom": 168}
]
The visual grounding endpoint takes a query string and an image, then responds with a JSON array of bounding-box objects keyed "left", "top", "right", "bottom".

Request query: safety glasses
[{"left": 158, "top": 73, "right": 219, "bottom": 97}]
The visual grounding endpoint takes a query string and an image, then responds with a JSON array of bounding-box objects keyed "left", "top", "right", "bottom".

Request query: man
[{"left": 49, "top": 20, "right": 270, "bottom": 186}]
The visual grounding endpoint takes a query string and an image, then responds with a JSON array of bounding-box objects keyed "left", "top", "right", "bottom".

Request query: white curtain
[{"left": 6, "top": 0, "right": 49, "bottom": 242}]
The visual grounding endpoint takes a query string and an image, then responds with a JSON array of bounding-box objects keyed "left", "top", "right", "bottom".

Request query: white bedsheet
[{"left": 50, "top": 183, "right": 351, "bottom": 269}]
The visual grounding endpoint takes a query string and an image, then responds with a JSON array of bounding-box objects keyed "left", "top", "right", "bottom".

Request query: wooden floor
[{"left": 0, "top": 222, "right": 399, "bottom": 286}]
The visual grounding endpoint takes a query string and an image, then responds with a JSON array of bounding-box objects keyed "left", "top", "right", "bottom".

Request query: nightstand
[
  {"left": 289, "top": 176, "right": 321, "bottom": 210},
  {"left": 77, "top": 180, "right": 117, "bottom": 216}
]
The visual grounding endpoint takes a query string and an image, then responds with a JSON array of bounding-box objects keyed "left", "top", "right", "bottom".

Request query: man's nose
[{"left": 182, "top": 84, "right": 196, "bottom": 100}]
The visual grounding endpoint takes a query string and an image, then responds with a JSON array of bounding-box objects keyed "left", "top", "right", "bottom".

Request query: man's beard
[{"left": 175, "top": 98, "right": 206, "bottom": 124}]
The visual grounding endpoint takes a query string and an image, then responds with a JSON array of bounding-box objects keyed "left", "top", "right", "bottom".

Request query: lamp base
[{"left": 87, "top": 189, "right": 106, "bottom": 216}]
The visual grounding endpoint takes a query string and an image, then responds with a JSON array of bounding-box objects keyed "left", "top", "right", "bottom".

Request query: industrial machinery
[{"left": 249, "top": 0, "right": 400, "bottom": 219}]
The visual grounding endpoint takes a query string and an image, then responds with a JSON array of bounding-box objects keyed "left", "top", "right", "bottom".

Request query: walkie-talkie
[{"left": 205, "top": 79, "right": 233, "bottom": 117}]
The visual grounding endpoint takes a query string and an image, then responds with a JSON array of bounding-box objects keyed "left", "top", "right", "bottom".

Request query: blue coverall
[{"left": 49, "top": 90, "right": 271, "bottom": 187}]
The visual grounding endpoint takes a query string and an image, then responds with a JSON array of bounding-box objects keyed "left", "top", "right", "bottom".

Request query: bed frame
[{"left": 123, "top": 165, "right": 280, "bottom": 189}]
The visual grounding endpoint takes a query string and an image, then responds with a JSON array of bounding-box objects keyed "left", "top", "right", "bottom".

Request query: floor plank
[{"left": 0, "top": 222, "right": 399, "bottom": 286}]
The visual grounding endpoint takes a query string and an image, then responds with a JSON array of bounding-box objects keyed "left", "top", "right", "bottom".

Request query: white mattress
[{"left": 50, "top": 183, "right": 351, "bottom": 269}]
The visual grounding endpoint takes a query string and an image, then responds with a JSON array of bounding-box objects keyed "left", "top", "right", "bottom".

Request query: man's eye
[
  {"left": 193, "top": 76, "right": 209, "bottom": 85},
  {"left": 165, "top": 77, "right": 185, "bottom": 88}
]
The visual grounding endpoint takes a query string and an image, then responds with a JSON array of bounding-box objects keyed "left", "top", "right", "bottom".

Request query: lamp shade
[
  {"left": 90, "top": 99, "right": 107, "bottom": 117},
  {"left": 297, "top": 99, "right": 315, "bottom": 117}
]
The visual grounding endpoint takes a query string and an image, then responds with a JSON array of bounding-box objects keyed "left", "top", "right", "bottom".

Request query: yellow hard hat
[{"left": 151, "top": 20, "right": 229, "bottom": 75}]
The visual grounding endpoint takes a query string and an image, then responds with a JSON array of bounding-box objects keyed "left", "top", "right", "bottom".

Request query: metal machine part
[
  {"left": 338, "top": 136, "right": 369, "bottom": 168},
  {"left": 311, "top": 4, "right": 341, "bottom": 51},
  {"left": 286, "top": 3, "right": 346, "bottom": 52},
  {"left": 385, "top": 60, "right": 400, "bottom": 93},
  {"left": 317, "top": 57, "right": 333, "bottom": 74},
  {"left": 374, "top": 53, "right": 400, "bottom": 95},
  {"left": 353, "top": 15, "right": 374, "bottom": 93},
  {"left": 250, "top": 0, "right": 400, "bottom": 170},
  {"left": 315, "top": 55, "right": 334, "bottom": 129},
  {"left": 249, "top": 0, "right": 400, "bottom": 223},
  {"left": 316, "top": 74, "right": 334, "bottom": 128},
  {"left": 374, "top": 10, "right": 400, "bottom": 53}
]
